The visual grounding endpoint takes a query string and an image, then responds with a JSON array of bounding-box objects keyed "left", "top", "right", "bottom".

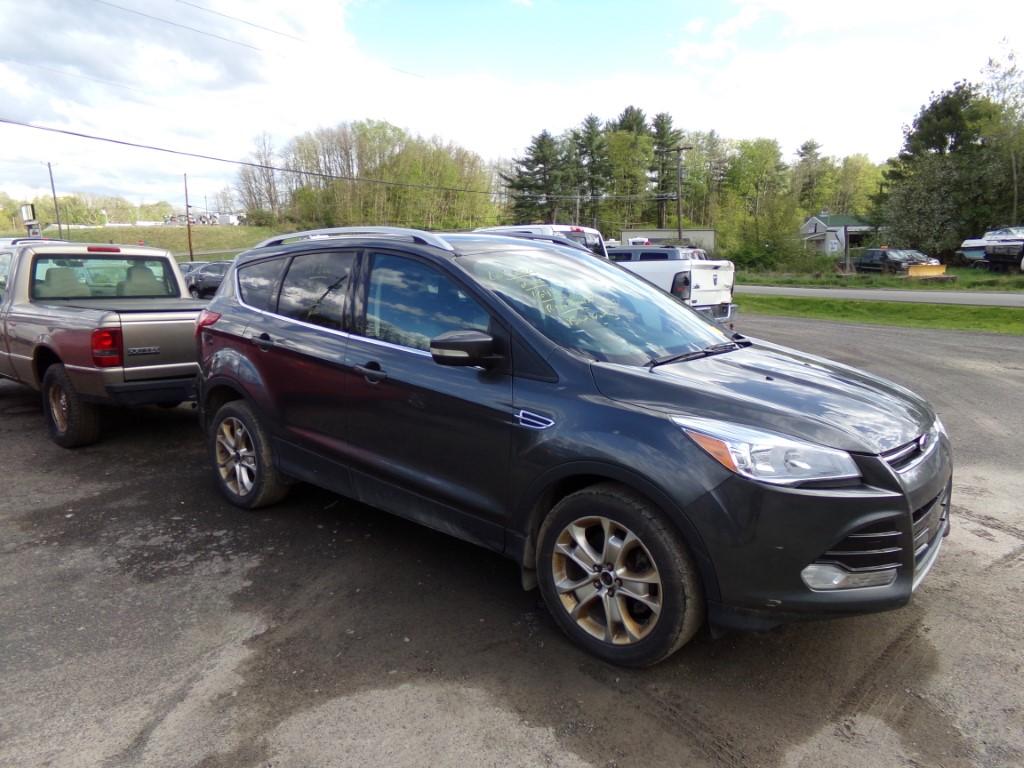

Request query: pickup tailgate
[
  {"left": 113, "top": 301, "right": 205, "bottom": 381},
  {"left": 687, "top": 261, "right": 734, "bottom": 308}
]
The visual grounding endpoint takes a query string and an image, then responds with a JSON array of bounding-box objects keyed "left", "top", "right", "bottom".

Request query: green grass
[
  {"left": 738, "top": 267, "right": 1024, "bottom": 292},
  {"left": 737, "top": 295, "right": 1024, "bottom": 335},
  {"left": 43, "top": 225, "right": 277, "bottom": 256}
]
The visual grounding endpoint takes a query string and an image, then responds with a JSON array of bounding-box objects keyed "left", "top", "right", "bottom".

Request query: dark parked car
[
  {"left": 178, "top": 260, "right": 209, "bottom": 277},
  {"left": 196, "top": 227, "right": 952, "bottom": 666},
  {"left": 855, "top": 248, "right": 912, "bottom": 274},
  {"left": 185, "top": 260, "right": 230, "bottom": 298}
]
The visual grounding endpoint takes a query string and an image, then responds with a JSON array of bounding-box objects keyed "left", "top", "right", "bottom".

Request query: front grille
[
  {"left": 815, "top": 518, "right": 903, "bottom": 572},
  {"left": 881, "top": 437, "right": 925, "bottom": 471},
  {"left": 912, "top": 492, "right": 949, "bottom": 566}
]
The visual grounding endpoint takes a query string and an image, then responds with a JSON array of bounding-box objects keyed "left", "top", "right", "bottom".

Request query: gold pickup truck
[{"left": 0, "top": 241, "right": 208, "bottom": 447}]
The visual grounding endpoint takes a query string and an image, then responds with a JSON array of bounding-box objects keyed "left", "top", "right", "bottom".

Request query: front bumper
[{"left": 687, "top": 435, "right": 953, "bottom": 633}]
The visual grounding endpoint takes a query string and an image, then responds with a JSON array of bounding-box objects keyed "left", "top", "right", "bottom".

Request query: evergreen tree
[
  {"left": 612, "top": 106, "right": 648, "bottom": 135},
  {"left": 574, "top": 115, "right": 612, "bottom": 228},
  {"left": 650, "top": 113, "right": 683, "bottom": 228},
  {"left": 503, "top": 130, "right": 569, "bottom": 223}
]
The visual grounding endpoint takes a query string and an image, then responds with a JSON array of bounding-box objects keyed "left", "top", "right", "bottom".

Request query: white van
[{"left": 474, "top": 224, "right": 608, "bottom": 258}]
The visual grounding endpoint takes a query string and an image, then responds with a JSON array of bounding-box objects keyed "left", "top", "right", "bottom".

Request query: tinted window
[
  {"left": 205, "top": 263, "right": 229, "bottom": 275},
  {"left": 607, "top": 251, "right": 634, "bottom": 262},
  {"left": 277, "top": 251, "right": 354, "bottom": 331},
  {"left": 363, "top": 254, "right": 489, "bottom": 351},
  {"left": 237, "top": 258, "right": 286, "bottom": 312},
  {"left": 638, "top": 251, "right": 669, "bottom": 261}
]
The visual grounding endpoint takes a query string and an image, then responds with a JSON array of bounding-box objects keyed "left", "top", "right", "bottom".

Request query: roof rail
[{"left": 252, "top": 226, "right": 454, "bottom": 252}]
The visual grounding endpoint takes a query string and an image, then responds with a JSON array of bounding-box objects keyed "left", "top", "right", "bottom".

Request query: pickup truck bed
[{"left": 0, "top": 242, "right": 207, "bottom": 447}]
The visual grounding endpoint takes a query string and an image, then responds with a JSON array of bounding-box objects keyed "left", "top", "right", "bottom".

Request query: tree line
[
  {"left": 0, "top": 191, "right": 177, "bottom": 231},
  {"left": 234, "top": 120, "right": 499, "bottom": 231}
]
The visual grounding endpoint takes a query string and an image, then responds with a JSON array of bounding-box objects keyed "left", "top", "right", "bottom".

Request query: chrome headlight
[{"left": 672, "top": 416, "right": 861, "bottom": 486}]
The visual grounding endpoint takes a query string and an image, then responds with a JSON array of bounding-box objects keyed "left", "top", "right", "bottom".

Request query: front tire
[
  {"left": 189, "top": 286, "right": 200, "bottom": 298},
  {"left": 537, "top": 483, "right": 704, "bottom": 667},
  {"left": 41, "top": 364, "right": 101, "bottom": 448},
  {"left": 208, "top": 400, "right": 288, "bottom": 509}
]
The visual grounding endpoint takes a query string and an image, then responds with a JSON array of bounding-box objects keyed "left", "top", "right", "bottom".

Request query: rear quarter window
[{"left": 237, "top": 258, "right": 286, "bottom": 312}]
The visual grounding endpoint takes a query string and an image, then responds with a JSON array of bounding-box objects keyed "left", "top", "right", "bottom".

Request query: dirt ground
[{"left": 1, "top": 315, "right": 1021, "bottom": 768}]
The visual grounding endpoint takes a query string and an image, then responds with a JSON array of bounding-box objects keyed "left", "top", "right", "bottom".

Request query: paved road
[
  {"left": 2, "top": 316, "right": 1022, "bottom": 768},
  {"left": 736, "top": 283, "right": 1024, "bottom": 307}
]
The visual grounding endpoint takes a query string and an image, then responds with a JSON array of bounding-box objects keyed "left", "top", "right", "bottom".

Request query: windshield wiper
[{"left": 647, "top": 341, "right": 741, "bottom": 369}]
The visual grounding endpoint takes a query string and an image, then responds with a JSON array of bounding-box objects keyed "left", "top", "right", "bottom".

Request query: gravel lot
[{"left": 1, "top": 316, "right": 1021, "bottom": 768}]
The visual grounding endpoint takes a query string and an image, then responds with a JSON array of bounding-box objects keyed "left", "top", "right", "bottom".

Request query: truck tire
[
  {"left": 41, "top": 364, "right": 102, "bottom": 448},
  {"left": 208, "top": 400, "right": 289, "bottom": 509}
]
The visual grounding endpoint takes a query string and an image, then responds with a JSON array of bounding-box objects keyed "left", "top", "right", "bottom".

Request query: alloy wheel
[
  {"left": 551, "top": 516, "right": 662, "bottom": 645},
  {"left": 215, "top": 416, "right": 257, "bottom": 496},
  {"left": 48, "top": 384, "right": 69, "bottom": 434}
]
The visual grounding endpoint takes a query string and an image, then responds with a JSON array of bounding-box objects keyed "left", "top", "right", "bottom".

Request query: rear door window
[
  {"left": 277, "top": 250, "right": 355, "bottom": 331},
  {"left": 237, "top": 257, "right": 286, "bottom": 312},
  {"left": 360, "top": 253, "right": 489, "bottom": 351}
]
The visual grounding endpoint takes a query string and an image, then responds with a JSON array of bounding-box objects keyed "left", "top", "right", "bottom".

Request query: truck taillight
[
  {"left": 195, "top": 309, "right": 221, "bottom": 338},
  {"left": 671, "top": 272, "right": 691, "bottom": 301},
  {"left": 91, "top": 328, "right": 123, "bottom": 367}
]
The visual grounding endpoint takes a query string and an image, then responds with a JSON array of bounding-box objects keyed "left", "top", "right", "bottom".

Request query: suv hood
[{"left": 591, "top": 340, "right": 932, "bottom": 454}]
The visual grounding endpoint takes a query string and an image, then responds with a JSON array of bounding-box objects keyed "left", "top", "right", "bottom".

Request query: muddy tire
[
  {"left": 208, "top": 400, "right": 288, "bottom": 509},
  {"left": 41, "top": 364, "right": 101, "bottom": 448},
  {"left": 537, "top": 482, "right": 704, "bottom": 667}
]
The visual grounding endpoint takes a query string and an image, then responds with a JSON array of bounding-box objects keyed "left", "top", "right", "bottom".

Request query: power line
[
  {"left": 0, "top": 117, "right": 665, "bottom": 202},
  {"left": 90, "top": 0, "right": 262, "bottom": 51},
  {"left": 3, "top": 60, "right": 148, "bottom": 94},
  {"left": 174, "top": 0, "right": 303, "bottom": 42},
  {"left": 0, "top": 116, "right": 500, "bottom": 196}
]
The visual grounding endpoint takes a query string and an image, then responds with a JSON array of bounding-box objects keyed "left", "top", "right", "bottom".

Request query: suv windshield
[
  {"left": 458, "top": 245, "right": 729, "bottom": 366},
  {"left": 32, "top": 256, "right": 178, "bottom": 299}
]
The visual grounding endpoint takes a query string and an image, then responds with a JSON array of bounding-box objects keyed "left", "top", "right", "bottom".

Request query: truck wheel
[
  {"left": 209, "top": 400, "right": 288, "bottom": 509},
  {"left": 536, "top": 483, "right": 704, "bottom": 667},
  {"left": 41, "top": 364, "right": 101, "bottom": 448},
  {"left": 189, "top": 286, "right": 200, "bottom": 298}
]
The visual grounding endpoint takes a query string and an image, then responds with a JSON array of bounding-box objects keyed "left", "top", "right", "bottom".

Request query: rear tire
[
  {"left": 189, "top": 286, "right": 200, "bottom": 298},
  {"left": 208, "top": 400, "right": 288, "bottom": 509},
  {"left": 41, "top": 364, "right": 101, "bottom": 448},
  {"left": 537, "top": 483, "right": 704, "bottom": 667}
]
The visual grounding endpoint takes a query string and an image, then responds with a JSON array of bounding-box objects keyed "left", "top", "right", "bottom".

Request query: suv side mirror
[{"left": 430, "top": 329, "right": 499, "bottom": 367}]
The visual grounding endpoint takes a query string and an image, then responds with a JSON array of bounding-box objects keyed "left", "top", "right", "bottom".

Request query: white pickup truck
[{"left": 606, "top": 245, "right": 736, "bottom": 325}]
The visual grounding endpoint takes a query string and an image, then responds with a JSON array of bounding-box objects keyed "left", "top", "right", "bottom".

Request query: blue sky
[
  {"left": 0, "top": 0, "right": 1021, "bottom": 206},
  {"left": 348, "top": 0, "right": 714, "bottom": 80}
]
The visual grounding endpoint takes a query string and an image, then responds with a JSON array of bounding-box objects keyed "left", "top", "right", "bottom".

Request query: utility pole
[
  {"left": 657, "top": 145, "right": 693, "bottom": 242},
  {"left": 183, "top": 173, "right": 195, "bottom": 261},
  {"left": 47, "top": 162, "right": 62, "bottom": 239}
]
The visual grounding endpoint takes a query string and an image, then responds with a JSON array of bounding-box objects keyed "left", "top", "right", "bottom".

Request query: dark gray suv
[{"left": 196, "top": 227, "right": 952, "bottom": 666}]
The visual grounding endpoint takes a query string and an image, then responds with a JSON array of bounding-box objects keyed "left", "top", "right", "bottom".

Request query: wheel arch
[
  {"left": 32, "top": 346, "right": 63, "bottom": 387},
  {"left": 512, "top": 461, "right": 720, "bottom": 602},
  {"left": 201, "top": 378, "right": 247, "bottom": 431}
]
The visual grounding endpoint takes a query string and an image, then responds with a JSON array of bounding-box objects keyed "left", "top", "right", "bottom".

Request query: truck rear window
[{"left": 32, "top": 256, "right": 179, "bottom": 299}]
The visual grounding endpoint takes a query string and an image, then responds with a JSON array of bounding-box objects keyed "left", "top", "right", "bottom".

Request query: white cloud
[{"left": 0, "top": 0, "right": 1022, "bottom": 210}]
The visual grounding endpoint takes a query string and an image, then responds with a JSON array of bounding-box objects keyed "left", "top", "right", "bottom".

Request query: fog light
[{"left": 801, "top": 564, "right": 898, "bottom": 590}]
